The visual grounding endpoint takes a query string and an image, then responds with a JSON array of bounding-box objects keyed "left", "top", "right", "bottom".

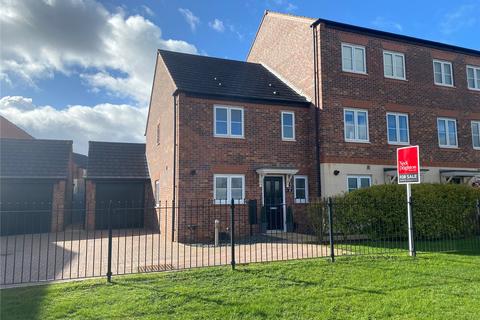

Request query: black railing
[{"left": 1, "top": 198, "right": 479, "bottom": 285}]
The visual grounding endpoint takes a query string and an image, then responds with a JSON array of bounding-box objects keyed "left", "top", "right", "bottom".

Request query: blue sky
[{"left": 1, "top": 0, "right": 479, "bottom": 153}]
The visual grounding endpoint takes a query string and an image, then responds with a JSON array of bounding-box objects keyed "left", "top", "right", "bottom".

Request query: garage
[
  {"left": 0, "top": 138, "right": 72, "bottom": 235},
  {"left": 85, "top": 141, "right": 152, "bottom": 230}
]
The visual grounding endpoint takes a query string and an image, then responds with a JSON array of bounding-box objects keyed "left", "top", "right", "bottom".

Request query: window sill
[
  {"left": 214, "top": 200, "right": 245, "bottom": 205},
  {"left": 388, "top": 142, "right": 410, "bottom": 146},
  {"left": 213, "top": 135, "right": 245, "bottom": 140},
  {"left": 468, "top": 87, "right": 480, "bottom": 92},
  {"left": 438, "top": 145, "right": 459, "bottom": 149},
  {"left": 434, "top": 83, "right": 455, "bottom": 88},
  {"left": 345, "top": 139, "right": 370, "bottom": 144},
  {"left": 294, "top": 200, "right": 309, "bottom": 204},
  {"left": 282, "top": 138, "right": 296, "bottom": 142},
  {"left": 384, "top": 76, "right": 407, "bottom": 82},
  {"left": 342, "top": 70, "right": 368, "bottom": 77}
]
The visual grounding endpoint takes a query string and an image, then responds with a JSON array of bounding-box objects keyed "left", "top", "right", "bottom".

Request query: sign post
[{"left": 397, "top": 145, "right": 420, "bottom": 257}]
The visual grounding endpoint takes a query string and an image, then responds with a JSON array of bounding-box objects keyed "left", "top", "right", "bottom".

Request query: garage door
[
  {"left": 0, "top": 181, "right": 53, "bottom": 235},
  {"left": 95, "top": 182, "right": 145, "bottom": 229}
]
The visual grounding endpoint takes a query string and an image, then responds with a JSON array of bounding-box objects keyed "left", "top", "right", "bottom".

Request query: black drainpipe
[
  {"left": 171, "top": 92, "right": 178, "bottom": 241},
  {"left": 312, "top": 23, "right": 322, "bottom": 198}
]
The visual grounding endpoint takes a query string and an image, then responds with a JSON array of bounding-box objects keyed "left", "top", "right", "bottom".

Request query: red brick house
[
  {"left": 0, "top": 115, "right": 34, "bottom": 140},
  {"left": 248, "top": 11, "right": 479, "bottom": 196},
  {"left": 146, "top": 13, "right": 480, "bottom": 240},
  {"left": 0, "top": 138, "right": 73, "bottom": 235},
  {"left": 146, "top": 50, "right": 312, "bottom": 239}
]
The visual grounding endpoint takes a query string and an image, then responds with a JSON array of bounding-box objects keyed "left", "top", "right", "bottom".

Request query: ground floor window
[
  {"left": 214, "top": 174, "right": 245, "bottom": 204},
  {"left": 294, "top": 176, "right": 308, "bottom": 203},
  {"left": 347, "top": 175, "right": 371, "bottom": 192}
]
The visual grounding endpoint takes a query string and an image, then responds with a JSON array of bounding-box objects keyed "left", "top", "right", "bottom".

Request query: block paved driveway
[{"left": 0, "top": 229, "right": 334, "bottom": 286}]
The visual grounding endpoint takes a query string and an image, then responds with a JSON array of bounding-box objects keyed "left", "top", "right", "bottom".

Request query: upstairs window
[
  {"left": 347, "top": 176, "right": 371, "bottom": 192},
  {"left": 383, "top": 51, "right": 405, "bottom": 80},
  {"left": 342, "top": 43, "right": 366, "bottom": 74},
  {"left": 472, "top": 121, "right": 480, "bottom": 149},
  {"left": 214, "top": 106, "right": 244, "bottom": 138},
  {"left": 433, "top": 60, "right": 453, "bottom": 86},
  {"left": 437, "top": 118, "right": 458, "bottom": 148},
  {"left": 214, "top": 174, "right": 245, "bottom": 204},
  {"left": 344, "top": 108, "right": 369, "bottom": 142},
  {"left": 386, "top": 113, "right": 409, "bottom": 145},
  {"left": 467, "top": 65, "right": 480, "bottom": 90},
  {"left": 294, "top": 176, "right": 308, "bottom": 203},
  {"left": 281, "top": 111, "right": 295, "bottom": 140}
]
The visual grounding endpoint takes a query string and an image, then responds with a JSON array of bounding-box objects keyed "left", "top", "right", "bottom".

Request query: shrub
[{"left": 308, "top": 184, "right": 480, "bottom": 240}]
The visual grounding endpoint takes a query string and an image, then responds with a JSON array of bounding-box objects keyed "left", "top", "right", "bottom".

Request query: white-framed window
[
  {"left": 214, "top": 174, "right": 245, "bottom": 204},
  {"left": 344, "top": 108, "right": 369, "bottom": 142},
  {"left": 294, "top": 176, "right": 308, "bottom": 203},
  {"left": 281, "top": 111, "right": 295, "bottom": 141},
  {"left": 156, "top": 123, "right": 160, "bottom": 145},
  {"left": 341, "top": 43, "right": 366, "bottom": 74},
  {"left": 437, "top": 117, "right": 458, "bottom": 148},
  {"left": 155, "top": 180, "right": 160, "bottom": 205},
  {"left": 347, "top": 175, "right": 371, "bottom": 192},
  {"left": 472, "top": 121, "right": 480, "bottom": 149},
  {"left": 433, "top": 60, "right": 454, "bottom": 86},
  {"left": 214, "top": 106, "right": 244, "bottom": 138},
  {"left": 383, "top": 51, "right": 406, "bottom": 80},
  {"left": 386, "top": 112, "right": 409, "bottom": 145},
  {"left": 466, "top": 65, "right": 480, "bottom": 90}
]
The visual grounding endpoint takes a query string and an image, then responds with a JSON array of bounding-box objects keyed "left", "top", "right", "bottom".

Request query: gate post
[
  {"left": 327, "top": 197, "right": 335, "bottom": 262},
  {"left": 230, "top": 198, "right": 236, "bottom": 270},
  {"left": 106, "top": 201, "right": 113, "bottom": 282}
]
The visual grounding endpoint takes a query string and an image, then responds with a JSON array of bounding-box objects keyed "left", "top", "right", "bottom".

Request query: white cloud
[
  {"left": 0, "top": 0, "right": 198, "bottom": 104},
  {"left": 372, "top": 16, "right": 403, "bottom": 32},
  {"left": 0, "top": 96, "right": 146, "bottom": 155},
  {"left": 141, "top": 5, "right": 154, "bottom": 17},
  {"left": 440, "top": 4, "right": 478, "bottom": 36},
  {"left": 209, "top": 18, "right": 225, "bottom": 32},
  {"left": 178, "top": 8, "right": 200, "bottom": 31},
  {"left": 270, "top": 0, "right": 298, "bottom": 12}
]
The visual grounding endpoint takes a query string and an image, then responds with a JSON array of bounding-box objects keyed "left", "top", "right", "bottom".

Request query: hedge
[{"left": 307, "top": 184, "right": 480, "bottom": 240}]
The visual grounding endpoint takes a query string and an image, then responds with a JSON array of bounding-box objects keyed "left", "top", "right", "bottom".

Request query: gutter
[{"left": 311, "top": 22, "right": 322, "bottom": 198}]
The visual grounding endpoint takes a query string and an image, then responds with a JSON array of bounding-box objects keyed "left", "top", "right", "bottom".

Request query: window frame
[
  {"left": 386, "top": 112, "right": 410, "bottom": 145},
  {"left": 344, "top": 108, "right": 370, "bottom": 143},
  {"left": 293, "top": 175, "right": 309, "bottom": 203},
  {"left": 213, "top": 105, "right": 244, "bottom": 138},
  {"left": 213, "top": 174, "right": 245, "bottom": 205},
  {"left": 433, "top": 59, "right": 454, "bottom": 87},
  {"left": 346, "top": 175, "right": 372, "bottom": 192},
  {"left": 341, "top": 43, "right": 367, "bottom": 74},
  {"left": 383, "top": 50, "right": 406, "bottom": 80},
  {"left": 437, "top": 117, "right": 458, "bottom": 148},
  {"left": 281, "top": 111, "right": 296, "bottom": 141},
  {"left": 466, "top": 65, "right": 480, "bottom": 91},
  {"left": 472, "top": 120, "right": 480, "bottom": 150}
]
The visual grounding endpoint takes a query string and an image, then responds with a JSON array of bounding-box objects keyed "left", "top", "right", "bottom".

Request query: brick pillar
[
  {"left": 51, "top": 180, "right": 66, "bottom": 232},
  {"left": 85, "top": 180, "right": 96, "bottom": 230}
]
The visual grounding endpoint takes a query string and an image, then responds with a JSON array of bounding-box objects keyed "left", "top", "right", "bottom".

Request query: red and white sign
[{"left": 397, "top": 145, "right": 421, "bottom": 184}]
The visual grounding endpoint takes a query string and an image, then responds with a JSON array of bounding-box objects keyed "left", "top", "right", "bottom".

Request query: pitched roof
[
  {"left": 87, "top": 141, "right": 149, "bottom": 179},
  {"left": 0, "top": 116, "right": 34, "bottom": 139},
  {"left": 159, "top": 50, "right": 309, "bottom": 105},
  {"left": 72, "top": 152, "right": 88, "bottom": 169},
  {"left": 0, "top": 138, "right": 72, "bottom": 178}
]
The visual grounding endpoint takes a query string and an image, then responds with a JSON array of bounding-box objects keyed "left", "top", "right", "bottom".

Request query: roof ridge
[{"left": 158, "top": 49, "right": 262, "bottom": 66}]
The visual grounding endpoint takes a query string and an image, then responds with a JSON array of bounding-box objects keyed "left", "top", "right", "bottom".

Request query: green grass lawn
[{"left": 1, "top": 251, "right": 479, "bottom": 320}]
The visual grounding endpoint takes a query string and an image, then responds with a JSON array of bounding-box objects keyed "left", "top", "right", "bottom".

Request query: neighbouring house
[
  {"left": 0, "top": 115, "right": 34, "bottom": 139},
  {"left": 247, "top": 11, "right": 480, "bottom": 195},
  {"left": 69, "top": 152, "right": 88, "bottom": 226},
  {"left": 85, "top": 141, "right": 154, "bottom": 230},
  {"left": 0, "top": 138, "right": 73, "bottom": 235},
  {"left": 146, "top": 50, "right": 312, "bottom": 241}
]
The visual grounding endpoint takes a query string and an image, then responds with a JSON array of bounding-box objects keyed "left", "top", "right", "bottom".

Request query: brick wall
[
  {"left": 51, "top": 180, "right": 66, "bottom": 232},
  {"left": 145, "top": 53, "right": 179, "bottom": 204},
  {"left": 318, "top": 25, "right": 480, "bottom": 168}
]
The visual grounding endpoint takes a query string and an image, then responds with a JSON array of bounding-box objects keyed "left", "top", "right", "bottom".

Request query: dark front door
[{"left": 264, "top": 177, "right": 284, "bottom": 231}]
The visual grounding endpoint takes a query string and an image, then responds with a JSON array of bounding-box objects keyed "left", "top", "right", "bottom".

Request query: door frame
[{"left": 261, "top": 175, "right": 287, "bottom": 232}]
